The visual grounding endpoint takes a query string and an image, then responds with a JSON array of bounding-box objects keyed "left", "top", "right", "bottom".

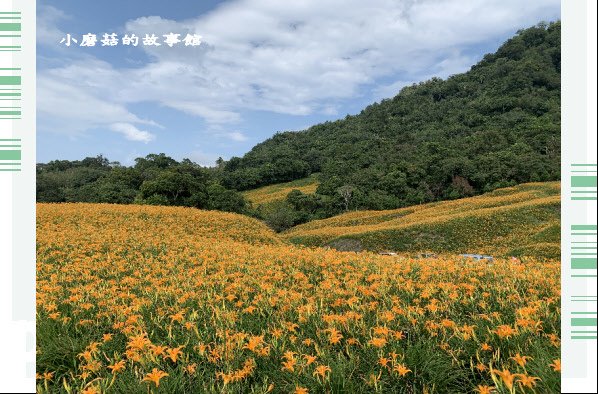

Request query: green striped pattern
[
  {"left": 571, "top": 164, "right": 598, "bottom": 200},
  {"left": 0, "top": 12, "right": 21, "bottom": 46},
  {"left": 0, "top": 68, "right": 20, "bottom": 119},
  {"left": 571, "top": 297, "right": 598, "bottom": 340},
  {"left": 570, "top": 225, "right": 597, "bottom": 277},
  {"left": 0, "top": 138, "right": 20, "bottom": 171}
]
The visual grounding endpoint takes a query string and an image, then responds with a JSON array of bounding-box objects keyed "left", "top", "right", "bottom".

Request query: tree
[
  {"left": 337, "top": 185, "right": 355, "bottom": 211},
  {"left": 260, "top": 201, "right": 300, "bottom": 232},
  {"left": 36, "top": 172, "right": 66, "bottom": 202},
  {"left": 206, "top": 183, "right": 247, "bottom": 213},
  {"left": 36, "top": 154, "right": 248, "bottom": 215},
  {"left": 139, "top": 171, "right": 207, "bottom": 207}
]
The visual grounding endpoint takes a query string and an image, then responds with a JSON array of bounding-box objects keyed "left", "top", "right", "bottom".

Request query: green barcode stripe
[
  {"left": 0, "top": 150, "right": 21, "bottom": 161},
  {"left": 572, "top": 318, "right": 598, "bottom": 327},
  {"left": 0, "top": 23, "right": 20, "bottom": 32},
  {"left": 572, "top": 176, "right": 598, "bottom": 187},
  {"left": 571, "top": 258, "right": 597, "bottom": 269},
  {"left": 0, "top": 76, "right": 21, "bottom": 85}
]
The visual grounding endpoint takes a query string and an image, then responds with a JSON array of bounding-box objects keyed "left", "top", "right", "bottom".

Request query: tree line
[{"left": 36, "top": 154, "right": 247, "bottom": 213}]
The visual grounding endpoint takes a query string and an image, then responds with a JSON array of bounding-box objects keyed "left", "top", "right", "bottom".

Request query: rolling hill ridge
[{"left": 282, "top": 182, "right": 560, "bottom": 259}]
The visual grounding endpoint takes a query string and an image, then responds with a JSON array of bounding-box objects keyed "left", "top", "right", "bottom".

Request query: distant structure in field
[
  {"left": 460, "top": 254, "right": 494, "bottom": 262},
  {"left": 378, "top": 251, "right": 397, "bottom": 256}
]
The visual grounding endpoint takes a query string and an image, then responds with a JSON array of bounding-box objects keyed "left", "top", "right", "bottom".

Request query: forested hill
[{"left": 221, "top": 22, "right": 561, "bottom": 211}]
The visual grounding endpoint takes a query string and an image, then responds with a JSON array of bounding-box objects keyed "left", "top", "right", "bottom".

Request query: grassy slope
[
  {"left": 282, "top": 182, "right": 560, "bottom": 259},
  {"left": 37, "top": 203, "right": 283, "bottom": 246},
  {"left": 243, "top": 174, "right": 320, "bottom": 206}
]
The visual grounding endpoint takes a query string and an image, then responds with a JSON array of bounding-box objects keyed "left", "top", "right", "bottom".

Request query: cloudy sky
[{"left": 37, "top": 0, "right": 560, "bottom": 166}]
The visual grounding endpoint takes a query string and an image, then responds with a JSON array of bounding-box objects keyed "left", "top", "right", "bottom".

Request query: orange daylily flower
[
  {"left": 393, "top": 363, "right": 411, "bottom": 377},
  {"left": 313, "top": 365, "right": 331, "bottom": 379},
  {"left": 164, "top": 346, "right": 184, "bottom": 363},
  {"left": 510, "top": 353, "right": 531, "bottom": 367},
  {"left": 516, "top": 374, "right": 541, "bottom": 388},
  {"left": 550, "top": 359, "right": 561, "bottom": 372},
  {"left": 476, "top": 385, "right": 495, "bottom": 394},
  {"left": 143, "top": 368, "right": 169, "bottom": 387},
  {"left": 304, "top": 354, "right": 317, "bottom": 365},
  {"left": 493, "top": 369, "right": 517, "bottom": 391},
  {"left": 107, "top": 360, "right": 126, "bottom": 374},
  {"left": 368, "top": 337, "right": 387, "bottom": 348}
]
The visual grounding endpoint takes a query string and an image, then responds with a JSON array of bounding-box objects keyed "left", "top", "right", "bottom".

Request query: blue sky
[{"left": 37, "top": 0, "right": 560, "bottom": 166}]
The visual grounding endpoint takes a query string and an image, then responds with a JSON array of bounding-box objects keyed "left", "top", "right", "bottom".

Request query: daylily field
[{"left": 36, "top": 203, "right": 560, "bottom": 393}]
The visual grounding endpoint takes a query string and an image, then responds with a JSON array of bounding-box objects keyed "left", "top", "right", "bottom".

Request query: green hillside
[
  {"left": 243, "top": 174, "right": 320, "bottom": 205},
  {"left": 282, "top": 182, "right": 560, "bottom": 259},
  {"left": 222, "top": 22, "right": 561, "bottom": 221}
]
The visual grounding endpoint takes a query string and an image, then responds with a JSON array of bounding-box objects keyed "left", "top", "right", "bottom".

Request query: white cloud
[
  {"left": 37, "top": 75, "right": 156, "bottom": 133},
  {"left": 38, "top": 0, "right": 560, "bottom": 141},
  {"left": 372, "top": 52, "right": 476, "bottom": 101},
  {"left": 37, "top": 58, "right": 160, "bottom": 140},
  {"left": 186, "top": 150, "right": 221, "bottom": 167},
  {"left": 201, "top": 125, "right": 249, "bottom": 142},
  {"left": 166, "top": 101, "right": 242, "bottom": 124},
  {"left": 110, "top": 123, "right": 156, "bottom": 143},
  {"left": 372, "top": 80, "right": 414, "bottom": 102},
  {"left": 37, "top": 5, "right": 69, "bottom": 47},
  {"left": 223, "top": 131, "right": 248, "bottom": 142}
]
